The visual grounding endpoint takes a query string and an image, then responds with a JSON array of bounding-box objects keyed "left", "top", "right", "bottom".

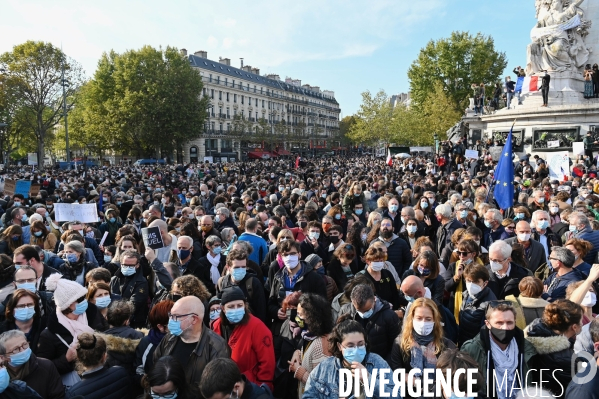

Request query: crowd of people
[{"left": 0, "top": 150, "right": 597, "bottom": 399}]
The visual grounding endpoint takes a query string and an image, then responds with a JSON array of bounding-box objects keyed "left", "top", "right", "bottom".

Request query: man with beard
[{"left": 371, "top": 217, "right": 412, "bottom": 277}]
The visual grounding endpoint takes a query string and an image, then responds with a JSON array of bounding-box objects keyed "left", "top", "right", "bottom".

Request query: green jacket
[
  {"left": 341, "top": 192, "right": 369, "bottom": 218},
  {"left": 461, "top": 326, "right": 537, "bottom": 389}
]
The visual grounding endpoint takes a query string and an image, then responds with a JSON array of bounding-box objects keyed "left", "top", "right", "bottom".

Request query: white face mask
[
  {"left": 517, "top": 233, "right": 531, "bottom": 242},
  {"left": 466, "top": 281, "right": 483, "bottom": 297},
  {"left": 370, "top": 261, "right": 385, "bottom": 272},
  {"left": 582, "top": 292, "right": 597, "bottom": 307},
  {"left": 283, "top": 254, "right": 300, "bottom": 270},
  {"left": 412, "top": 320, "right": 435, "bottom": 336},
  {"left": 490, "top": 261, "right": 504, "bottom": 272}
]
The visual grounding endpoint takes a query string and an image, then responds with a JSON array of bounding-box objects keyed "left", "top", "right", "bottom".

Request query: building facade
[{"left": 181, "top": 49, "right": 341, "bottom": 163}]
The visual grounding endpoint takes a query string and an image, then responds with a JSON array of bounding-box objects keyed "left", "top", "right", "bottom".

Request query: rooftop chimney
[
  {"left": 240, "top": 58, "right": 244, "bottom": 68},
  {"left": 180, "top": 48, "right": 187, "bottom": 56},
  {"left": 219, "top": 57, "right": 231, "bottom": 66},
  {"left": 194, "top": 50, "right": 208, "bottom": 58},
  {"left": 251, "top": 67, "right": 260, "bottom": 75},
  {"left": 242, "top": 65, "right": 252, "bottom": 73}
]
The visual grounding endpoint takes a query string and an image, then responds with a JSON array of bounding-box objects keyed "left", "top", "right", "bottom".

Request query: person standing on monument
[
  {"left": 583, "top": 132, "right": 598, "bottom": 159},
  {"left": 540, "top": 70, "right": 550, "bottom": 107},
  {"left": 505, "top": 76, "right": 515, "bottom": 109}
]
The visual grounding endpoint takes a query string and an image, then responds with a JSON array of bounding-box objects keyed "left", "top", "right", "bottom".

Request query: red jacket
[{"left": 213, "top": 314, "right": 275, "bottom": 390}]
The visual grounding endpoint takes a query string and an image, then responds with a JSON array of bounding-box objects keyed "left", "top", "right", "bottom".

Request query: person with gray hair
[
  {"left": 569, "top": 211, "right": 599, "bottom": 264},
  {"left": 0, "top": 329, "right": 64, "bottom": 398},
  {"left": 215, "top": 207, "right": 239, "bottom": 236},
  {"left": 487, "top": 240, "right": 532, "bottom": 299},
  {"left": 337, "top": 284, "right": 400, "bottom": 358},
  {"left": 435, "top": 203, "right": 464, "bottom": 257},
  {"left": 543, "top": 247, "right": 584, "bottom": 302},
  {"left": 482, "top": 208, "right": 505, "bottom": 248},
  {"left": 60, "top": 240, "right": 97, "bottom": 284},
  {"left": 505, "top": 221, "right": 547, "bottom": 273},
  {"left": 531, "top": 209, "right": 562, "bottom": 261}
]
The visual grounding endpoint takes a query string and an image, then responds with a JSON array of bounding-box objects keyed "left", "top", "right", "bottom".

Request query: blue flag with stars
[{"left": 493, "top": 130, "right": 515, "bottom": 210}]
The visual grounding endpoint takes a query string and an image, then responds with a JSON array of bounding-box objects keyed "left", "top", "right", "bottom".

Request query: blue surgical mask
[
  {"left": 151, "top": 392, "right": 178, "bottom": 399},
  {"left": 459, "top": 210, "right": 468, "bottom": 219},
  {"left": 109, "top": 217, "right": 116, "bottom": 223},
  {"left": 342, "top": 345, "right": 367, "bottom": 364},
  {"left": 357, "top": 306, "right": 374, "bottom": 319},
  {"left": 14, "top": 306, "right": 35, "bottom": 322},
  {"left": 104, "top": 255, "right": 112, "bottom": 263},
  {"left": 407, "top": 226, "right": 417, "bottom": 234},
  {"left": 16, "top": 282, "right": 36, "bottom": 293},
  {"left": 400, "top": 216, "right": 406, "bottom": 224},
  {"left": 168, "top": 319, "right": 183, "bottom": 336},
  {"left": 9, "top": 347, "right": 31, "bottom": 367},
  {"left": 65, "top": 253, "right": 78, "bottom": 263},
  {"left": 73, "top": 299, "right": 88, "bottom": 315},
  {"left": 405, "top": 295, "right": 415, "bottom": 303},
  {"left": 484, "top": 220, "right": 492, "bottom": 228},
  {"left": 21, "top": 215, "right": 28, "bottom": 222},
  {"left": 213, "top": 246, "right": 222, "bottom": 255},
  {"left": 95, "top": 296, "right": 112, "bottom": 309},
  {"left": 355, "top": 209, "right": 363, "bottom": 215},
  {"left": 418, "top": 266, "right": 431, "bottom": 277},
  {"left": 421, "top": 201, "right": 429, "bottom": 209},
  {"left": 209, "top": 309, "right": 221, "bottom": 321},
  {"left": 231, "top": 268, "right": 246, "bottom": 281},
  {"left": 537, "top": 220, "right": 549, "bottom": 230},
  {"left": 33, "top": 231, "right": 43, "bottom": 237},
  {"left": 569, "top": 225, "right": 578, "bottom": 233},
  {"left": 309, "top": 232, "right": 320, "bottom": 240},
  {"left": 515, "top": 213, "right": 525, "bottom": 219},
  {"left": 225, "top": 307, "right": 245, "bottom": 323},
  {"left": 0, "top": 367, "right": 8, "bottom": 393},
  {"left": 121, "top": 266, "right": 136, "bottom": 276},
  {"left": 389, "top": 204, "right": 399, "bottom": 213},
  {"left": 335, "top": 214, "right": 341, "bottom": 220}
]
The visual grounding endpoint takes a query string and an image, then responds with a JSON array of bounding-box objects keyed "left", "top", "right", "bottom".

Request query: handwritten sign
[
  {"left": 141, "top": 227, "right": 164, "bottom": 250},
  {"left": 3, "top": 180, "right": 16, "bottom": 197},
  {"left": 548, "top": 151, "right": 570, "bottom": 181},
  {"left": 573, "top": 142, "right": 585, "bottom": 156},
  {"left": 3, "top": 180, "right": 41, "bottom": 198},
  {"left": 465, "top": 149, "right": 479, "bottom": 159},
  {"left": 54, "top": 203, "right": 99, "bottom": 223}
]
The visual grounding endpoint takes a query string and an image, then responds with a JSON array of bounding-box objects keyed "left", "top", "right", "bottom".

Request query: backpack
[{"left": 217, "top": 275, "right": 254, "bottom": 300}]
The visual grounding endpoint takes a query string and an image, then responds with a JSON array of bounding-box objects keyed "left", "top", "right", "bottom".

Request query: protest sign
[
  {"left": 54, "top": 203, "right": 99, "bottom": 223},
  {"left": 489, "top": 147, "right": 503, "bottom": 161},
  {"left": 573, "top": 142, "right": 585, "bottom": 156},
  {"left": 465, "top": 149, "right": 479, "bottom": 159},
  {"left": 548, "top": 151, "right": 570, "bottom": 181},
  {"left": 141, "top": 227, "right": 164, "bottom": 250},
  {"left": 3, "top": 180, "right": 16, "bottom": 196},
  {"left": 15, "top": 181, "right": 31, "bottom": 198},
  {"left": 547, "top": 140, "right": 560, "bottom": 148}
]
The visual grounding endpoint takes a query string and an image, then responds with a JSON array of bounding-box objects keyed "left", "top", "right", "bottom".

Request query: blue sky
[{"left": 0, "top": 0, "right": 536, "bottom": 116}]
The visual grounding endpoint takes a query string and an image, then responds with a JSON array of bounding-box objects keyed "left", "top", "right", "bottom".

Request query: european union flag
[{"left": 493, "top": 130, "right": 515, "bottom": 210}]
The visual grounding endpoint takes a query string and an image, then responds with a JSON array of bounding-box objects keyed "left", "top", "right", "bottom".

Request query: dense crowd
[{"left": 0, "top": 149, "right": 598, "bottom": 399}]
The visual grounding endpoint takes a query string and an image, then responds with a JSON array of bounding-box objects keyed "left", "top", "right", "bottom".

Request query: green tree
[
  {"left": 0, "top": 41, "right": 85, "bottom": 164},
  {"left": 76, "top": 45, "right": 207, "bottom": 158},
  {"left": 408, "top": 31, "right": 507, "bottom": 112},
  {"left": 347, "top": 90, "right": 394, "bottom": 146}
]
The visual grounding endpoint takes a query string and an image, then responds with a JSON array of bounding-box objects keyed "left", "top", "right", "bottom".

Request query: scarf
[
  {"left": 148, "top": 328, "right": 166, "bottom": 346},
  {"left": 207, "top": 253, "right": 221, "bottom": 285},
  {"left": 410, "top": 331, "right": 437, "bottom": 378},
  {"left": 489, "top": 334, "right": 519, "bottom": 399},
  {"left": 66, "top": 259, "right": 86, "bottom": 277},
  {"left": 7, "top": 359, "right": 30, "bottom": 381},
  {"left": 56, "top": 308, "right": 94, "bottom": 341},
  {"left": 301, "top": 329, "right": 317, "bottom": 342}
]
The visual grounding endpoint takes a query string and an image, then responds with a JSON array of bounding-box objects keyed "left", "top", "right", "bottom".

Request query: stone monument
[{"left": 463, "top": 0, "right": 599, "bottom": 157}]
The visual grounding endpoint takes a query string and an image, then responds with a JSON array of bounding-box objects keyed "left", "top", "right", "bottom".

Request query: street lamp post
[
  {"left": 434, "top": 133, "right": 439, "bottom": 154},
  {"left": 61, "top": 55, "right": 71, "bottom": 164}
]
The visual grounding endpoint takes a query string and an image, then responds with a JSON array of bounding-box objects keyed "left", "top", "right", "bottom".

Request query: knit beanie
[
  {"left": 45, "top": 273, "right": 89, "bottom": 311},
  {"left": 220, "top": 286, "right": 246, "bottom": 305},
  {"left": 305, "top": 254, "right": 322, "bottom": 269}
]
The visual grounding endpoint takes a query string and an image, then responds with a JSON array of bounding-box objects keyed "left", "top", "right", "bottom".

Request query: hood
[
  {"left": 524, "top": 318, "right": 571, "bottom": 354},
  {"left": 97, "top": 330, "right": 144, "bottom": 354},
  {"left": 517, "top": 296, "right": 549, "bottom": 308}
]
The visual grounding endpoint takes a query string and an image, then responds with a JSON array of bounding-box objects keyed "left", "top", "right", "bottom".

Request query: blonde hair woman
[{"left": 388, "top": 298, "right": 455, "bottom": 372}]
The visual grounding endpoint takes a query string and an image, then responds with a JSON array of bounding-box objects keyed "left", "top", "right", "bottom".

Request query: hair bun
[{"left": 78, "top": 334, "right": 97, "bottom": 350}]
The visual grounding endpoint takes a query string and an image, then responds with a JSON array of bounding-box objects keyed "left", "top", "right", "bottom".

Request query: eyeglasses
[
  {"left": 489, "top": 258, "right": 507, "bottom": 263},
  {"left": 14, "top": 303, "right": 34, "bottom": 310},
  {"left": 456, "top": 251, "right": 473, "bottom": 257},
  {"left": 150, "top": 390, "right": 178, "bottom": 399},
  {"left": 168, "top": 312, "right": 197, "bottom": 322},
  {"left": 6, "top": 341, "right": 29, "bottom": 356}
]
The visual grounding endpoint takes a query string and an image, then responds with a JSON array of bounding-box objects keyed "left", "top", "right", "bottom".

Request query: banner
[
  {"left": 465, "top": 149, "right": 479, "bottom": 159},
  {"left": 3, "top": 179, "right": 39, "bottom": 198},
  {"left": 531, "top": 14, "right": 580, "bottom": 41},
  {"left": 547, "top": 140, "right": 560, "bottom": 148},
  {"left": 548, "top": 151, "right": 570, "bottom": 181},
  {"left": 141, "top": 227, "right": 164, "bottom": 249},
  {"left": 54, "top": 203, "right": 99, "bottom": 223},
  {"left": 573, "top": 142, "right": 585, "bottom": 156}
]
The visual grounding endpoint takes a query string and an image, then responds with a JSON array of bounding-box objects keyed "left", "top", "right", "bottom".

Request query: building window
[
  {"left": 210, "top": 89, "right": 214, "bottom": 99},
  {"left": 255, "top": 98, "right": 258, "bottom": 106},
  {"left": 225, "top": 78, "right": 228, "bottom": 86},
  {"left": 226, "top": 92, "right": 230, "bottom": 101},
  {"left": 217, "top": 76, "right": 220, "bottom": 84},
  {"left": 211, "top": 122, "right": 215, "bottom": 130},
  {"left": 219, "top": 91, "right": 222, "bottom": 100},
  {"left": 209, "top": 74, "right": 212, "bottom": 82},
  {"left": 219, "top": 123, "right": 223, "bottom": 132},
  {"left": 227, "top": 123, "right": 231, "bottom": 131},
  {"left": 202, "top": 88, "right": 207, "bottom": 97},
  {"left": 190, "top": 146, "right": 198, "bottom": 162},
  {"left": 253, "top": 85, "right": 256, "bottom": 93},
  {"left": 262, "top": 100, "right": 265, "bottom": 108},
  {"left": 241, "top": 95, "right": 244, "bottom": 104},
  {"left": 222, "top": 139, "right": 232, "bottom": 149},
  {"left": 226, "top": 107, "right": 230, "bottom": 118},
  {"left": 234, "top": 94, "right": 237, "bottom": 103}
]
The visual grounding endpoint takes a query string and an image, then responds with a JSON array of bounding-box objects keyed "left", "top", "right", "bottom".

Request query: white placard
[
  {"left": 573, "top": 142, "right": 585, "bottom": 156},
  {"left": 465, "top": 149, "right": 479, "bottom": 159},
  {"left": 54, "top": 203, "right": 99, "bottom": 223},
  {"left": 27, "top": 153, "right": 38, "bottom": 166},
  {"left": 547, "top": 140, "right": 560, "bottom": 148},
  {"left": 99, "top": 232, "right": 109, "bottom": 247},
  {"left": 548, "top": 151, "right": 570, "bottom": 181}
]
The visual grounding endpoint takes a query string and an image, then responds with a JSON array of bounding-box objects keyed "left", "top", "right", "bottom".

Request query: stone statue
[{"left": 526, "top": 0, "right": 592, "bottom": 74}]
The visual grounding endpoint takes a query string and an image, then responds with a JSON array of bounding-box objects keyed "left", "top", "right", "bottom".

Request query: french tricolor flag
[{"left": 516, "top": 76, "right": 540, "bottom": 95}]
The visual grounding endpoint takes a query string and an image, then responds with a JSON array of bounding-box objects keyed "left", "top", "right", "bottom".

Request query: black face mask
[
  {"left": 299, "top": 221, "right": 307, "bottom": 229},
  {"left": 329, "top": 236, "right": 340, "bottom": 244},
  {"left": 490, "top": 326, "right": 516, "bottom": 344}
]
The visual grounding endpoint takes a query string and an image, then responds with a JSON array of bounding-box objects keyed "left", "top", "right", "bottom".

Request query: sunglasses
[{"left": 456, "top": 251, "right": 472, "bottom": 256}]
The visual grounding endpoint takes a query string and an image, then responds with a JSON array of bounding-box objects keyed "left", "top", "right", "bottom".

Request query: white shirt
[{"left": 155, "top": 233, "right": 178, "bottom": 263}]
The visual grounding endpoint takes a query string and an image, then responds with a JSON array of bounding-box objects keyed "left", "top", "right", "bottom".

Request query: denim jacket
[{"left": 303, "top": 353, "right": 397, "bottom": 399}]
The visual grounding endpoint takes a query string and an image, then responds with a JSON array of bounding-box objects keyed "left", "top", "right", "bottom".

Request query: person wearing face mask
[
  {"left": 143, "top": 353, "right": 199, "bottom": 399},
  {"left": 461, "top": 302, "right": 536, "bottom": 398},
  {"left": 59, "top": 241, "right": 96, "bottom": 284},
  {"left": 531, "top": 210, "right": 562, "bottom": 260},
  {"left": 98, "top": 209, "right": 123, "bottom": 247},
  {"left": 180, "top": 235, "right": 217, "bottom": 296},
  {"left": 0, "top": 289, "right": 44, "bottom": 356},
  {"left": 341, "top": 182, "right": 369, "bottom": 220},
  {"left": 304, "top": 254, "right": 338, "bottom": 302},
  {"left": 388, "top": 298, "right": 455, "bottom": 383},
  {"left": 338, "top": 284, "right": 400, "bottom": 358},
  {"left": 568, "top": 212, "right": 599, "bottom": 264},
  {"left": 153, "top": 296, "right": 228, "bottom": 389},
  {"left": 299, "top": 222, "right": 329, "bottom": 266},
  {"left": 37, "top": 274, "right": 106, "bottom": 382},
  {"left": 0, "top": 329, "right": 64, "bottom": 399},
  {"left": 0, "top": 226, "right": 24, "bottom": 257},
  {"left": 402, "top": 251, "right": 444, "bottom": 309},
  {"left": 213, "top": 286, "right": 275, "bottom": 391},
  {"left": 435, "top": 204, "right": 464, "bottom": 258},
  {"left": 525, "top": 299, "right": 582, "bottom": 395},
  {"left": 486, "top": 240, "right": 532, "bottom": 301},
  {"left": 358, "top": 247, "right": 402, "bottom": 310},
  {"left": 238, "top": 219, "right": 269, "bottom": 266},
  {"left": 216, "top": 249, "right": 266, "bottom": 324},
  {"left": 442, "top": 239, "right": 484, "bottom": 317},
  {"left": 109, "top": 251, "right": 149, "bottom": 328},
  {"left": 382, "top": 197, "right": 402, "bottom": 234},
  {"left": 504, "top": 221, "right": 546, "bottom": 274},
  {"left": 268, "top": 241, "right": 326, "bottom": 327},
  {"left": 459, "top": 263, "right": 497, "bottom": 344},
  {"left": 543, "top": 247, "right": 585, "bottom": 303},
  {"left": 303, "top": 319, "right": 394, "bottom": 398},
  {"left": 482, "top": 209, "right": 505, "bottom": 250}
]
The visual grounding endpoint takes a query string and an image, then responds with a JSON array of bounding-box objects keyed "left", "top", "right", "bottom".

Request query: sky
[{"left": 0, "top": 0, "right": 537, "bottom": 116}]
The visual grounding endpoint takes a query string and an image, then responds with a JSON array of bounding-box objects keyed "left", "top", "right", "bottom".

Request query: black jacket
[
  {"left": 110, "top": 268, "right": 149, "bottom": 328},
  {"left": 436, "top": 219, "right": 463, "bottom": 257},
  {"left": 402, "top": 269, "right": 445, "bottom": 308},
  {"left": 458, "top": 286, "right": 497, "bottom": 345},
  {"left": 1, "top": 381, "right": 43, "bottom": 399},
  {"left": 487, "top": 262, "right": 532, "bottom": 299},
  {"left": 194, "top": 255, "right": 223, "bottom": 296},
  {"left": 0, "top": 316, "right": 44, "bottom": 355},
  {"left": 268, "top": 262, "right": 327, "bottom": 319},
  {"left": 37, "top": 302, "right": 106, "bottom": 375},
  {"left": 338, "top": 297, "right": 401, "bottom": 359},
  {"left": 65, "top": 365, "right": 131, "bottom": 399},
  {"left": 217, "top": 216, "right": 239, "bottom": 236},
  {"left": 217, "top": 270, "right": 267, "bottom": 324},
  {"left": 504, "top": 237, "right": 547, "bottom": 273},
  {"left": 327, "top": 257, "right": 361, "bottom": 293},
  {"left": 16, "top": 353, "right": 64, "bottom": 399},
  {"left": 59, "top": 260, "right": 96, "bottom": 282},
  {"left": 371, "top": 235, "right": 412, "bottom": 277}
]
